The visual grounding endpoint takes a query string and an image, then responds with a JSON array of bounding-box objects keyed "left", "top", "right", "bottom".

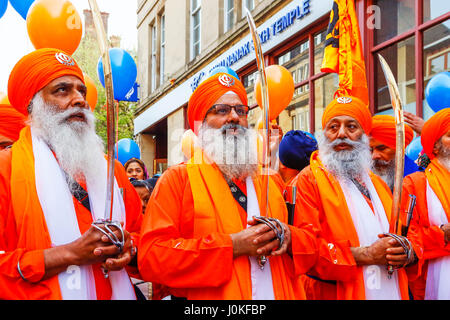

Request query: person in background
[
  {"left": 0, "top": 104, "right": 26, "bottom": 150},
  {"left": 124, "top": 157, "right": 149, "bottom": 180},
  {"left": 131, "top": 179, "right": 153, "bottom": 215}
]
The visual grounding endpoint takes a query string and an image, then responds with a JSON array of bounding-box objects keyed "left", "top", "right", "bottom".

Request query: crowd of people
[{"left": 0, "top": 48, "right": 449, "bottom": 300}]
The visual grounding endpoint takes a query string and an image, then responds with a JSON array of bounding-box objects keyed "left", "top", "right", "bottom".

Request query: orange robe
[
  {"left": 401, "top": 159, "right": 450, "bottom": 300},
  {"left": 0, "top": 127, "right": 142, "bottom": 300},
  {"left": 138, "top": 154, "right": 307, "bottom": 300},
  {"left": 290, "top": 151, "right": 413, "bottom": 300}
]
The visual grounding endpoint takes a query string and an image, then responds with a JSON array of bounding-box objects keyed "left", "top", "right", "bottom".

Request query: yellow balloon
[
  {"left": 181, "top": 129, "right": 197, "bottom": 159},
  {"left": 0, "top": 92, "right": 10, "bottom": 105}
]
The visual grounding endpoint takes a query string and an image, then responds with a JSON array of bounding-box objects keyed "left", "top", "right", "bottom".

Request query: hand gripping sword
[
  {"left": 377, "top": 54, "right": 412, "bottom": 278},
  {"left": 88, "top": 0, "right": 125, "bottom": 276},
  {"left": 246, "top": 9, "right": 285, "bottom": 269}
]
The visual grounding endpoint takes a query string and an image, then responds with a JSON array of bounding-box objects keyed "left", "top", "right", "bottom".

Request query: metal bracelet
[{"left": 17, "top": 260, "right": 29, "bottom": 282}]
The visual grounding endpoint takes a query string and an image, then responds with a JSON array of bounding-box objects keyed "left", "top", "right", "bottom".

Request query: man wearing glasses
[{"left": 138, "top": 72, "right": 311, "bottom": 300}]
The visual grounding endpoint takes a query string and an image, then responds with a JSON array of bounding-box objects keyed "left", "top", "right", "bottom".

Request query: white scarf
[
  {"left": 245, "top": 176, "right": 275, "bottom": 300},
  {"left": 338, "top": 172, "right": 402, "bottom": 300},
  {"left": 425, "top": 181, "right": 450, "bottom": 300},
  {"left": 32, "top": 130, "right": 136, "bottom": 300}
]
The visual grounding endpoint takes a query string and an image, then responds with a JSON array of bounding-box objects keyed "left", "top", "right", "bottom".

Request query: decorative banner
[
  {"left": 9, "top": 0, "right": 34, "bottom": 20},
  {"left": 122, "top": 82, "right": 140, "bottom": 102},
  {"left": 97, "top": 48, "right": 137, "bottom": 101},
  {"left": 83, "top": 73, "right": 98, "bottom": 111},
  {"left": 425, "top": 71, "right": 450, "bottom": 113},
  {"left": 255, "top": 65, "right": 294, "bottom": 120},
  {"left": 26, "top": 0, "right": 83, "bottom": 55}
]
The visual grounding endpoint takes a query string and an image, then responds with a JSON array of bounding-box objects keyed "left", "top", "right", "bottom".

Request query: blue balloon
[
  {"left": 115, "top": 138, "right": 141, "bottom": 166},
  {"left": 97, "top": 48, "right": 137, "bottom": 101},
  {"left": 209, "top": 66, "right": 240, "bottom": 81},
  {"left": 405, "top": 136, "right": 422, "bottom": 162},
  {"left": 9, "top": 0, "right": 34, "bottom": 20},
  {"left": 404, "top": 155, "right": 420, "bottom": 177},
  {"left": 0, "top": 0, "right": 7, "bottom": 19},
  {"left": 425, "top": 72, "right": 450, "bottom": 113}
]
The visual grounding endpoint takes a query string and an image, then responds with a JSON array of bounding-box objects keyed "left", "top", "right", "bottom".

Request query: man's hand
[
  {"left": 100, "top": 230, "right": 136, "bottom": 272},
  {"left": 404, "top": 111, "right": 425, "bottom": 135},
  {"left": 351, "top": 234, "right": 409, "bottom": 266},
  {"left": 440, "top": 223, "right": 450, "bottom": 244},
  {"left": 230, "top": 219, "right": 276, "bottom": 258}
]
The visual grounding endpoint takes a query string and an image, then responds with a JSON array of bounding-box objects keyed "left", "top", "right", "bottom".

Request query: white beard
[
  {"left": 436, "top": 141, "right": 450, "bottom": 171},
  {"left": 197, "top": 123, "right": 258, "bottom": 182},
  {"left": 317, "top": 131, "right": 372, "bottom": 180},
  {"left": 29, "top": 93, "right": 105, "bottom": 193},
  {"left": 372, "top": 158, "right": 395, "bottom": 190}
]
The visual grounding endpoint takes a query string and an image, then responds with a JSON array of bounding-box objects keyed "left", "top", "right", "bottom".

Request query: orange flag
[{"left": 321, "top": 0, "right": 369, "bottom": 105}]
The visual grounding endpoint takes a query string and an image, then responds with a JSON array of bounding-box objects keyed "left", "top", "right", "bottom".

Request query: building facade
[{"left": 135, "top": 0, "right": 450, "bottom": 175}]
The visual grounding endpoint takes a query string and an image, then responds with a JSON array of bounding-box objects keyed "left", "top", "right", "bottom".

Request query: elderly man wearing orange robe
[
  {"left": 369, "top": 115, "right": 414, "bottom": 191},
  {"left": 0, "top": 48, "right": 142, "bottom": 300},
  {"left": 138, "top": 73, "right": 309, "bottom": 300},
  {"left": 401, "top": 108, "right": 450, "bottom": 300},
  {"left": 0, "top": 104, "right": 26, "bottom": 150},
  {"left": 291, "top": 96, "right": 421, "bottom": 300}
]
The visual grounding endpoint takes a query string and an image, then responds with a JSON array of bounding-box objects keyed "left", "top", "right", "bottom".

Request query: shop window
[
  {"left": 375, "top": 36, "right": 416, "bottom": 112},
  {"left": 314, "top": 28, "right": 327, "bottom": 75},
  {"left": 242, "top": 0, "right": 255, "bottom": 17},
  {"left": 373, "top": 0, "right": 415, "bottom": 45},
  {"left": 314, "top": 73, "right": 339, "bottom": 132},
  {"left": 423, "top": 0, "right": 450, "bottom": 23}
]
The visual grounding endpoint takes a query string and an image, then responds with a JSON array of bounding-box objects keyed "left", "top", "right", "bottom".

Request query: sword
[
  {"left": 88, "top": 0, "right": 124, "bottom": 276},
  {"left": 377, "top": 54, "right": 406, "bottom": 278},
  {"left": 246, "top": 10, "right": 286, "bottom": 270}
]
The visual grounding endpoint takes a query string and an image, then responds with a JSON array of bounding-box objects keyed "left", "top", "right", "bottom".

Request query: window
[
  {"left": 160, "top": 14, "right": 166, "bottom": 86},
  {"left": 151, "top": 23, "right": 157, "bottom": 93},
  {"left": 242, "top": 0, "right": 254, "bottom": 18},
  {"left": 224, "top": 0, "right": 234, "bottom": 33},
  {"left": 191, "top": 0, "right": 201, "bottom": 60},
  {"left": 369, "top": 0, "right": 450, "bottom": 118}
]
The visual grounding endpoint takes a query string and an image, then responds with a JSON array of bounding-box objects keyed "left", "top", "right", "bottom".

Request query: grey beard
[
  {"left": 197, "top": 123, "right": 258, "bottom": 182},
  {"left": 29, "top": 92, "right": 105, "bottom": 193},
  {"left": 436, "top": 140, "right": 450, "bottom": 171},
  {"left": 372, "top": 159, "right": 395, "bottom": 190},
  {"left": 317, "top": 131, "right": 372, "bottom": 181}
]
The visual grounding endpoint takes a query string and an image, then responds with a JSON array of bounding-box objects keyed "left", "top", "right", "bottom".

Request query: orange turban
[
  {"left": 0, "top": 104, "right": 26, "bottom": 141},
  {"left": 421, "top": 108, "right": 450, "bottom": 159},
  {"left": 8, "top": 48, "right": 84, "bottom": 116},
  {"left": 370, "top": 115, "right": 414, "bottom": 149},
  {"left": 187, "top": 73, "right": 248, "bottom": 134},
  {"left": 322, "top": 96, "right": 372, "bottom": 134}
]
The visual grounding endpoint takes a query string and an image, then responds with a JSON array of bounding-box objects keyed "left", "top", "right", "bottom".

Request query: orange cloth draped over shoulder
[
  {"left": 0, "top": 104, "right": 26, "bottom": 141},
  {"left": 187, "top": 73, "right": 248, "bottom": 134},
  {"left": 291, "top": 151, "right": 410, "bottom": 299},
  {"left": 322, "top": 96, "right": 372, "bottom": 134},
  {"left": 421, "top": 108, "right": 450, "bottom": 159},
  {"left": 0, "top": 127, "right": 142, "bottom": 299},
  {"left": 138, "top": 149, "right": 305, "bottom": 300},
  {"left": 8, "top": 48, "right": 84, "bottom": 116},
  {"left": 400, "top": 159, "right": 450, "bottom": 300},
  {"left": 370, "top": 115, "right": 414, "bottom": 149}
]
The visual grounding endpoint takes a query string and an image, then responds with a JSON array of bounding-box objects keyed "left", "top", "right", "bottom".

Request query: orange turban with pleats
[
  {"left": 322, "top": 96, "right": 372, "bottom": 134},
  {"left": 370, "top": 115, "right": 414, "bottom": 149},
  {"left": 187, "top": 73, "right": 248, "bottom": 134},
  {"left": 0, "top": 104, "right": 26, "bottom": 141},
  {"left": 8, "top": 48, "right": 84, "bottom": 116},
  {"left": 421, "top": 108, "right": 450, "bottom": 159}
]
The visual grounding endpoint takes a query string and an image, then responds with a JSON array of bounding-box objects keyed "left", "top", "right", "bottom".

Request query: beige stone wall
[
  {"left": 167, "top": 108, "right": 186, "bottom": 166},
  {"left": 136, "top": 133, "right": 156, "bottom": 177}
]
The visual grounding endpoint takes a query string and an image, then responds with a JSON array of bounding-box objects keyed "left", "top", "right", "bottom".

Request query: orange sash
[
  {"left": 425, "top": 159, "right": 450, "bottom": 222},
  {"left": 309, "top": 151, "right": 409, "bottom": 299},
  {"left": 186, "top": 150, "right": 303, "bottom": 300},
  {"left": 10, "top": 127, "right": 62, "bottom": 299}
]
